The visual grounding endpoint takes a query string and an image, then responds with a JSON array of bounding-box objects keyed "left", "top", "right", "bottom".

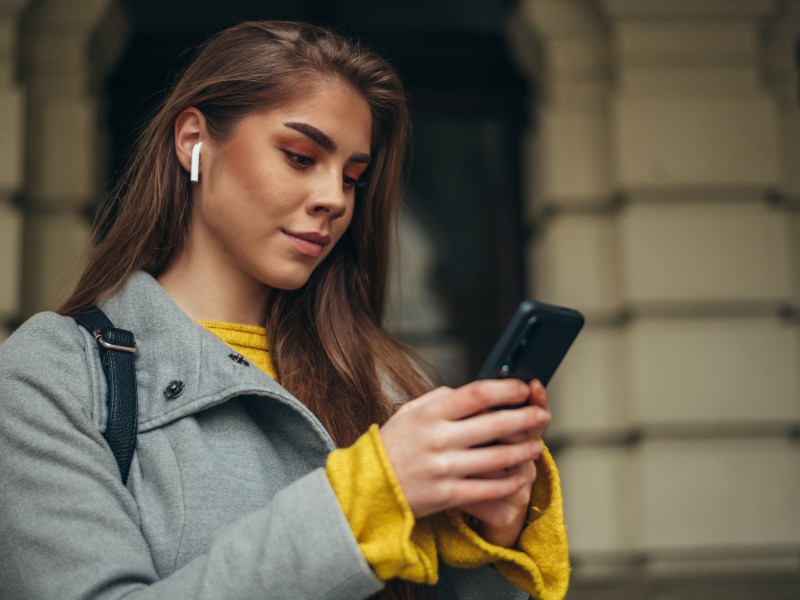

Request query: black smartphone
[{"left": 477, "top": 300, "right": 584, "bottom": 387}]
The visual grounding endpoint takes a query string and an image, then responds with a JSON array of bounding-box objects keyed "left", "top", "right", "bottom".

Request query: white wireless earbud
[{"left": 190, "top": 141, "right": 203, "bottom": 183}]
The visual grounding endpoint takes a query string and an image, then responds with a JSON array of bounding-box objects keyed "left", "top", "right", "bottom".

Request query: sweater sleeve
[
  {"left": 431, "top": 445, "right": 570, "bottom": 600},
  {"left": 325, "top": 424, "right": 438, "bottom": 584}
]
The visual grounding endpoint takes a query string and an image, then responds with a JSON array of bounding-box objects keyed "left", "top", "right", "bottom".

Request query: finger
[
  {"left": 458, "top": 481, "right": 532, "bottom": 519},
  {"left": 495, "top": 397, "right": 551, "bottom": 444},
  {"left": 528, "top": 379, "right": 548, "bottom": 410},
  {"left": 469, "top": 451, "right": 539, "bottom": 480},
  {"left": 470, "top": 464, "right": 524, "bottom": 481},
  {"left": 495, "top": 435, "right": 545, "bottom": 461},
  {"left": 441, "top": 439, "right": 540, "bottom": 478},
  {"left": 433, "top": 380, "right": 530, "bottom": 421},
  {"left": 443, "top": 472, "right": 529, "bottom": 507},
  {"left": 526, "top": 405, "right": 551, "bottom": 442},
  {"left": 497, "top": 410, "right": 551, "bottom": 446},
  {"left": 496, "top": 427, "right": 537, "bottom": 445},
  {"left": 457, "top": 467, "right": 535, "bottom": 520},
  {"left": 444, "top": 405, "right": 548, "bottom": 448},
  {"left": 458, "top": 490, "right": 532, "bottom": 540},
  {"left": 470, "top": 468, "right": 507, "bottom": 479}
]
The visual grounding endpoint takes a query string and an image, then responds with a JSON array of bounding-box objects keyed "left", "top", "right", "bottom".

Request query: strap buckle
[{"left": 93, "top": 328, "right": 137, "bottom": 353}]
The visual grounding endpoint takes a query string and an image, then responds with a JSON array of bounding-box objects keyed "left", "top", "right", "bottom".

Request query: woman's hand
[
  {"left": 379, "top": 378, "right": 549, "bottom": 537},
  {"left": 457, "top": 379, "right": 550, "bottom": 548}
]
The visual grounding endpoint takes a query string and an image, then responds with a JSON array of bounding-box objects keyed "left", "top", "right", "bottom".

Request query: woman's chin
[{"left": 266, "top": 273, "right": 313, "bottom": 292}]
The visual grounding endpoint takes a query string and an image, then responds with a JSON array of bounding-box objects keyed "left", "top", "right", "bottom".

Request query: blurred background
[{"left": 0, "top": 0, "right": 798, "bottom": 598}]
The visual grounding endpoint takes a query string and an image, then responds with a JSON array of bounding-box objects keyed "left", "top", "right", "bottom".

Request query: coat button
[
  {"left": 163, "top": 380, "right": 185, "bottom": 399},
  {"left": 228, "top": 352, "right": 250, "bottom": 366}
]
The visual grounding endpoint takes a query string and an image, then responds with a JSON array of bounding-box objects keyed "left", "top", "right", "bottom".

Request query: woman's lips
[{"left": 283, "top": 230, "right": 330, "bottom": 258}]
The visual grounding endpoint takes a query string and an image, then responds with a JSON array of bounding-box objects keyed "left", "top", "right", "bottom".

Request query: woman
[{"left": 0, "top": 21, "right": 568, "bottom": 600}]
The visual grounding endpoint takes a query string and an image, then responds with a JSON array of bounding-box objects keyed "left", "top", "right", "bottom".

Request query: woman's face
[{"left": 189, "top": 79, "right": 372, "bottom": 293}]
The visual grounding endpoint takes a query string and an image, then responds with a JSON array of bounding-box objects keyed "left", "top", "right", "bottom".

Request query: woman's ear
[{"left": 174, "top": 108, "right": 207, "bottom": 176}]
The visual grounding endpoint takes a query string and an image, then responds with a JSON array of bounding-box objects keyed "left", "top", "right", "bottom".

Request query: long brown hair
[{"left": 60, "top": 21, "right": 434, "bottom": 600}]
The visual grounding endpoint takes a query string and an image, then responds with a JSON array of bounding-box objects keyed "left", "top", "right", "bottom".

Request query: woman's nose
[{"left": 308, "top": 176, "right": 348, "bottom": 219}]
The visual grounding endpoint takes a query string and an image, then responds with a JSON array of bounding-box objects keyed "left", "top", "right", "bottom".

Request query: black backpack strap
[{"left": 74, "top": 307, "right": 138, "bottom": 485}]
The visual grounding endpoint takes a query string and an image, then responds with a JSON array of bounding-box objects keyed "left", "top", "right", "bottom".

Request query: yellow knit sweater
[{"left": 200, "top": 321, "right": 570, "bottom": 600}]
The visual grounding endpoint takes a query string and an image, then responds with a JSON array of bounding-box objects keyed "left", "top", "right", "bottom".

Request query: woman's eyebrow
[{"left": 283, "top": 121, "right": 371, "bottom": 164}]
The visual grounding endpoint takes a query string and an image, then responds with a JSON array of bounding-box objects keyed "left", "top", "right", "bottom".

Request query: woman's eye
[
  {"left": 284, "top": 150, "right": 315, "bottom": 168},
  {"left": 343, "top": 176, "right": 365, "bottom": 191}
]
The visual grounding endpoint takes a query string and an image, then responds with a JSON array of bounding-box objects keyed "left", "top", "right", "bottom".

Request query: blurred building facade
[
  {"left": 509, "top": 1, "right": 800, "bottom": 598},
  {"left": 0, "top": 0, "right": 798, "bottom": 598}
]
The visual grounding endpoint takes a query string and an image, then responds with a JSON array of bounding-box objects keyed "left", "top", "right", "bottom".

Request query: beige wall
[
  {"left": 510, "top": 0, "right": 800, "bottom": 597},
  {"left": 0, "top": 0, "right": 125, "bottom": 338},
  {"left": 0, "top": 0, "right": 28, "bottom": 341}
]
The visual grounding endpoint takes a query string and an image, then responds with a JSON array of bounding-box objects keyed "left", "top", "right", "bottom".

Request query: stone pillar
[
  {"left": 509, "top": 0, "right": 636, "bottom": 571},
  {"left": 763, "top": 0, "right": 800, "bottom": 314},
  {"left": 510, "top": 0, "right": 800, "bottom": 595},
  {"left": 0, "top": 0, "right": 31, "bottom": 341},
  {"left": 19, "top": 0, "right": 126, "bottom": 316}
]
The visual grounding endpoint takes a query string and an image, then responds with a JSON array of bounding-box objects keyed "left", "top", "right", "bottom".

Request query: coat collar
[{"left": 98, "top": 271, "right": 331, "bottom": 444}]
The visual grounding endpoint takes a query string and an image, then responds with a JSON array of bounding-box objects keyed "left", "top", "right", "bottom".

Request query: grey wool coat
[{"left": 0, "top": 272, "right": 528, "bottom": 600}]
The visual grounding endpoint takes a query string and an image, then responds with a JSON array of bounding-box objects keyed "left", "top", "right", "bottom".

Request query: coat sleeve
[
  {"left": 438, "top": 564, "right": 529, "bottom": 600},
  {"left": 0, "top": 313, "right": 383, "bottom": 600}
]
